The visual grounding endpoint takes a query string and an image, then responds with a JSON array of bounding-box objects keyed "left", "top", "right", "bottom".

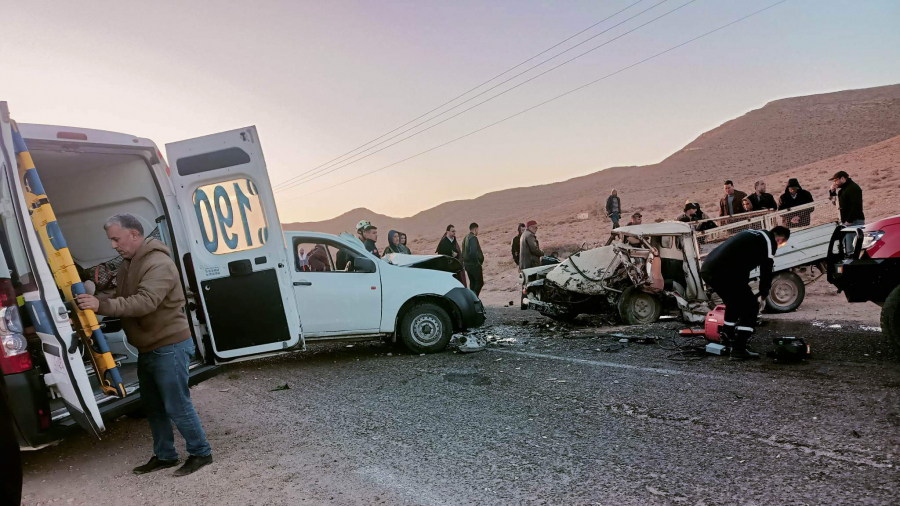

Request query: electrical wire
[
  {"left": 271, "top": 0, "right": 649, "bottom": 190},
  {"left": 276, "top": 0, "right": 692, "bottom": 193},
  {"left": 659, "top": 329, "right": 708, "bottom": 361},
  {"left": 280, "top": 0, "right": 788, "bottom": 202}
]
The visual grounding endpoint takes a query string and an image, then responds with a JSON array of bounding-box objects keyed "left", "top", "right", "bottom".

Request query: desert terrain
[{"left": 285, "top": 84, "right": 900, "bottom": 297}]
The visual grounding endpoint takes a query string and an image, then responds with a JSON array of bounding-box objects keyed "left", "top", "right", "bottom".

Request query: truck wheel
[
  {"left": 400, "top": 303, "right": 453, "bottom": 354},
  {"left": 617, "top": 287, "right": 662, "bottom": 325},
  {"left": 882, "top": 285, "right": 900, "bottom": 354},
  {"left": 765, "top": 271, "right": 805, "bottom": 313}
]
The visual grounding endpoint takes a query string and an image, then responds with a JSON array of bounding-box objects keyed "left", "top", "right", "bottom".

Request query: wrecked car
[{"left": 522, "top": 206, "right": 837, "bottom": 325}]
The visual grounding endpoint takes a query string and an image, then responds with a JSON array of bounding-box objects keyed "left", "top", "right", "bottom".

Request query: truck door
[
  {"left": 166, "top": 127, "right": 302, "bottom": 361},
  {"left": 0, "top": 110, "right": 104, "bottom": 436}
]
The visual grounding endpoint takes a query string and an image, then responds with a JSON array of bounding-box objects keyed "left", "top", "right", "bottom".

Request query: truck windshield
[{"left": 0, "top": 163, "right": 34, "bottom": 292}]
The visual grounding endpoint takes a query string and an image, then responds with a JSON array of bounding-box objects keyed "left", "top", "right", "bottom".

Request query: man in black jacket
[
  {"left": 700, "top": 226, "right": 791, "bottom": 360},
  {"left": 511, "top": 223, "right": 525, "bottom": 267},
  {"left": 748, "top": 180, "right": 778, "bottom": 211},
  {"left": 605, "top": 190, "right": 622, "bottom": 229},
  {"left": 462, "top": 223, "right": 485, "bottom": 296},
  {"left": 437, "top": 224, "right": 466, "bottom": 287},
  {"left": 777, "top": 178, "right": 815, "bottom": 227},
  {"left": 829, "top": 170, "right": 865, "bottom": 253}
]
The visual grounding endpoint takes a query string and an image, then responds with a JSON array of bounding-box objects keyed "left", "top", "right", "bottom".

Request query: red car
[{"left": 827, "top": 215, "right": 900, "bottom": 351}]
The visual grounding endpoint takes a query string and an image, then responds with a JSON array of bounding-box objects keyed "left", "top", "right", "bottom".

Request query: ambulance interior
[{"left": 25, "top": 148, "right": 197, "bottom": 408}]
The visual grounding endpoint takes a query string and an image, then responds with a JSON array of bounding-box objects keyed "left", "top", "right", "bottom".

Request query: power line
[
  {"left": 279, "top": 0, "right": 788, "bottom": 203},
  {"left": 276, "top": 0, "right": 695, "bottom": 193},
  {"left": 276, "top": 0, "right": 675, "bottom": 192},
  {"left": 271, "top": 0, "right": 649, "bottom": 190}
]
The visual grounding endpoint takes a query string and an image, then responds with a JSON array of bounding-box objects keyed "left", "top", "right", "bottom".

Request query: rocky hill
[{"left": 283, "top": 84, "right": 900, "bottom": 298}]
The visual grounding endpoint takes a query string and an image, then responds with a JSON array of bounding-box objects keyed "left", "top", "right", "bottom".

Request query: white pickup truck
[
  {"left": 0, "top": 102, "right": 484, "bottom": 448},
  {"left": 522, "top": 204, "right": 836, "bottom": 324}
]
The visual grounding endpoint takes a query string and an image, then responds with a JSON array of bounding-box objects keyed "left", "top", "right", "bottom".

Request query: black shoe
[
  {"left": 729, "top": 348, "right": 761, "bottom": 361},
  {"left": 173, "top": 454, "right": 213, "bottom": 477},
  {"left": 133, "top": 456, "right": 179, "bottom": 475}
]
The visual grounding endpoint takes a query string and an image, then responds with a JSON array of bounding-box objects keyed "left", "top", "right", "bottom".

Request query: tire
[
  {"left": 617, "top": 287, "right": 662, "bottom": 325},
  {"left": 881, "top": 285, "right": 900, "bottom": 354},
  {"left": 765, "top": 271, "right": 805, "bottom": 313},
  {"left": 399, "top": 303, "right": 453, "bottom": 354}
]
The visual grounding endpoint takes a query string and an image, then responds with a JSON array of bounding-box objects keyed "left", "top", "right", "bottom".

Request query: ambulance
[{"left": 0, "top": 102, "right": 484, "bottom": 448}]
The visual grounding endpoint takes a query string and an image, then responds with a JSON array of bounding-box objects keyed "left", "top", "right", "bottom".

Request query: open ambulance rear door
[
  {"left": 166, "top": 127, "right": 302, "bottom": 362},
  {"left": 0, "top": 103, "right": 104, "bottom": 437}
]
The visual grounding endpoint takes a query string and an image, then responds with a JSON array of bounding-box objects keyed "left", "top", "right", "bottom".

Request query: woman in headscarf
[{"left": 398, "top": 232, "right": 411, "bottom": 253}]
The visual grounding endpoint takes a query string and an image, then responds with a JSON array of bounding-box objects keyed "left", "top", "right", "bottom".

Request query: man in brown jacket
[
  {"left": 75, "top": 214, "right": 212, "bottom": 477},
  {"left": 519, "top": 220, "right": 543, "bottom": 270},
  {"left": 718, "top": 180, "right": 748, "bottom": 217}
]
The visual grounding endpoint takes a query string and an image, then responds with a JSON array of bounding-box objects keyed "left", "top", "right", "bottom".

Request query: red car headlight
[{"left": 861, "top": 230, "right": 884, "bottom": 250}]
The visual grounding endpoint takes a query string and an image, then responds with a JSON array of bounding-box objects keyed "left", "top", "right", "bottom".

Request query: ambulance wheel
[
  {"left": 765, "top": 272, "right": 805, "bottom": 313},
  {"left": 400, "top": 303, "right": 453, "bottom": 354},
  {"left": 881, "top": 285, "right": 900, "bottom": 354},
  {"left": 617, "top": 287, "right": 662, "bottom": 325}
]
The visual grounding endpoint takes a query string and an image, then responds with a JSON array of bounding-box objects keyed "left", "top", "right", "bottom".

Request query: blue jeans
[
  {"left": 137, "top": 339, "right": 211, "bottom": 460},
  {"left": 610, "top": 212, "right": 621, "bottom": 229}
]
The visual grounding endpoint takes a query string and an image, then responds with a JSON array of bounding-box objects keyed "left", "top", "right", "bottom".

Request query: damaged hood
[
  {"left": 544, "top": 245, "right": 621, "bottom": 294},
  {"left": 384, "top": 253, "right": 461, "bottom": 273}
]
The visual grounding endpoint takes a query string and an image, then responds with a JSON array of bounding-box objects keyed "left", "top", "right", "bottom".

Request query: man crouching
[
  {"left": 700, "top": 226, "right": 791, "bottom": 361},
  {"left": 76, "top": 213, "right": 212, "bottom": 477}
]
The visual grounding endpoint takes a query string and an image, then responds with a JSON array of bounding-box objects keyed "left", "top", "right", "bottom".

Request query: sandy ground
[{"left": 19, "top": 290, "right": 897, "bottom": 506}]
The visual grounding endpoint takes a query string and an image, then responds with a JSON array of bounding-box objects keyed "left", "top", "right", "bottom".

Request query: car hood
[{"left": 384, "top": 253, "right": 461, "bottom": 273}]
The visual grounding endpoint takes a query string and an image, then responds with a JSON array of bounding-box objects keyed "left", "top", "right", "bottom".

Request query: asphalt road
[{"left": 20, "top": 307, "right": 900, "bottom": 505}]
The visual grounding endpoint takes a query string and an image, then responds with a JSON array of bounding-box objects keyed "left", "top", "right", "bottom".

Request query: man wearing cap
[
  {"left": 777, "top": 178, "right": 814, "bottom": 227},
  {"left": 677, "top": 203, "right": 699, "bottom": 223},
  {"left": 519, "top": 221, "right": 543, "bottom": 270},
  {"left": 829, "top": 171, "right": 865, "bottom": 252},
  {"left": 622, "top": 213, "right": 643, "bottom": 246}
]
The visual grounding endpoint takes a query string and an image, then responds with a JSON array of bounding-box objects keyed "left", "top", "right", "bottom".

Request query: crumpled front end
[{"left": 544, "top": 244, "right": 656, "bottom": 296}]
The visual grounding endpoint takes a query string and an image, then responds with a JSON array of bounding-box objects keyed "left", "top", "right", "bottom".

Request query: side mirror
[{"left": 353, "top": 257, "right": 377, "bottom": 273}]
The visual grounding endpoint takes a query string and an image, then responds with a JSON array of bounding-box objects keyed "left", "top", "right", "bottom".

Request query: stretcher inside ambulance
[{"left": 1, "top": 103, "right": 483, "bottom": 449}]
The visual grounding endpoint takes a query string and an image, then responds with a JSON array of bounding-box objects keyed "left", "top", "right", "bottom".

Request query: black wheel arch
[{"left": 395, "top": 294, "right": 464, "bottom": 337}]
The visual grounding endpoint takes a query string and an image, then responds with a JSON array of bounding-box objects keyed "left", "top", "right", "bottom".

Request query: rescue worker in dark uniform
[{"left": 700, "top": 226, "right": 791, "bottom": 360}]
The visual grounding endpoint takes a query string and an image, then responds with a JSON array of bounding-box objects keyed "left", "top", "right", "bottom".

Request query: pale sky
[{"left": 3, "top": 0, "right": 899, "bottom": 222}]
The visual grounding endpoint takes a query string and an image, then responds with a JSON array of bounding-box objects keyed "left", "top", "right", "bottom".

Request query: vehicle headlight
[
  {"left": 861, "top": 230, "right": 884, "bottom": 250},
  {"left": 0, "top": 306, "right": 23, "bottom": 334}
]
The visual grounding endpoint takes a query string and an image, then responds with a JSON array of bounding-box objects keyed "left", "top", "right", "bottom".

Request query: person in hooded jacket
[
  {"left": 383, "top": 230, "right": 410, "bottom": 256},
  {"left": 75, "top": 214, "right": 212, "bottom": 477},
  {"left": 777, "top": 178, "right": 814, "bottom": 227}
]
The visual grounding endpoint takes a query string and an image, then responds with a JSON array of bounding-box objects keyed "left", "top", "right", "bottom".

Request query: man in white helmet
[{"left": 337, "top": 220, "right": 379, "bottom": 270}]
